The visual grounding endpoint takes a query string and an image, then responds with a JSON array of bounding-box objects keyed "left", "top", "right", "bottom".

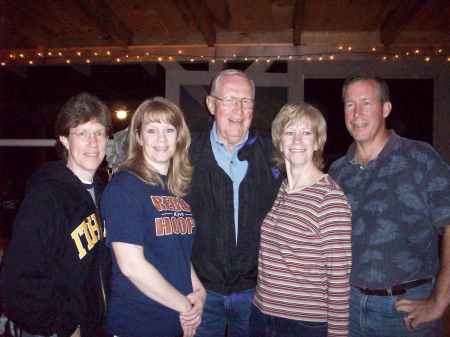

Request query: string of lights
[{"left": 1, "top": 45, "right": 449, "bottom": 67}]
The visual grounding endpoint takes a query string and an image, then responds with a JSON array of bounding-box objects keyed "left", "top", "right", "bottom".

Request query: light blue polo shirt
[{"left": 210, "top": 123, "right": 248, "bottom": 244}]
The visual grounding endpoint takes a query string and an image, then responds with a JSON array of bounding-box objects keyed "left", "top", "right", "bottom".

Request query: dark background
[{"left": 0, "top": 62, "right": 434, "bottom": 239}]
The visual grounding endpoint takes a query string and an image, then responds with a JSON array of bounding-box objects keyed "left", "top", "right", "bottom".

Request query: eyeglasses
[
  {"left": 70, "top": 130, "right": 107, "bottom": 141},
  {"left": 212, "top": 96, "right": 254, "bottom": 110}
]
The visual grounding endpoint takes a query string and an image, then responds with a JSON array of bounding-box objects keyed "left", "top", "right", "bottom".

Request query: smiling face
[
  {"left": 60, "top": 119, "right": 107, "bottom": 182},
  {"left": 207, "top": 74, "right": 254, "bottom": 151},
  {"left": 280, "top": 118, "right": 318, "bottom": 169},
  {"left": 343, "top": 79, "right": 391, "bottom": 147},
  {"left": 137, "top": 119, "right": 177, "bottom": 175}
]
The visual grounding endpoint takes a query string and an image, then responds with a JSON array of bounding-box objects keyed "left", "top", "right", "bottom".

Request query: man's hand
[{"left": 395, "top": 297, "right": 445, "bottom": 330}]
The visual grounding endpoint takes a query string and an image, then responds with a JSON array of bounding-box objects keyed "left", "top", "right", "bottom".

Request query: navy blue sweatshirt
[{"left": 0, "top": 161, "right": 109, "bottom": 337}]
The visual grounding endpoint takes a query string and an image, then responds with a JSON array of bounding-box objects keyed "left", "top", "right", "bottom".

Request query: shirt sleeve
[
  {"left": 101, "top": 180, "right": 146, "bottom": 246},
  {"left": 0, "top": 186, "right": 79, "bottom": 335},
  {"left": 320, "top": 187, "right": 352, "bottom": 337}
]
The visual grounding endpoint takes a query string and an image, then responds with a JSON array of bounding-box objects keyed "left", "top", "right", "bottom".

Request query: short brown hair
[
  {"left": 272, "top": 102, "right": 327, "bottom": 170},
  {"left": 120, "top": 97, "right": 192, "bottom": 197},
  {"left": 55, "top": 92, "right": 111, "bottom": 159},
  {"left": 342, "top": 76, "right": 390, "bottom": 103}
]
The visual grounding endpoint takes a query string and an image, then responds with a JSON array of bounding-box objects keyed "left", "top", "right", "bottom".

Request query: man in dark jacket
[
  {"left": 189, "top": 69, "right": 282, "bottom": 337},
  {"left": 0, "top": 92, "right": 111, "bottom": 337}
]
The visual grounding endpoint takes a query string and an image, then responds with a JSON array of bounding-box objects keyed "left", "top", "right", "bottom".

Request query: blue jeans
[
  {"left": 350, "top": 282, "right": 443, "bottom": 337},
  {"left": 249, "top": 305, "right": 327, "bottom": 337},
  {"left": 195, "top": 288, "right": 255, "bottom": 337}
]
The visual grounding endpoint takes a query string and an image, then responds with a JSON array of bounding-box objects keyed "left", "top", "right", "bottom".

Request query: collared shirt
[
  {"left": 329, "top": 131, "right": 450, "bottom": 289},
  {"left": 210, "top": 123, "right": 249, "bottom": 243}
]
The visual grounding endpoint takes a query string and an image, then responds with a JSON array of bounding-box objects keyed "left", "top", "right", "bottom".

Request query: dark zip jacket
[
  {"left": 189, "top": 131, "right": 282, "bottom": 294},
  {"left": 0, "top": 161, "right": 109, "bottom": 337}
]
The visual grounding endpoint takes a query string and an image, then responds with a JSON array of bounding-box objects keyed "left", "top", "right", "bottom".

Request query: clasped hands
[{"left": 179, "top": 288, "right": 207, "bottom": 337}]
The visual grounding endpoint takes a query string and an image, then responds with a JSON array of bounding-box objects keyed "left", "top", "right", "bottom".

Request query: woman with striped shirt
[{"left": 250, "top": 103, "right": 352, "bottom": 337}]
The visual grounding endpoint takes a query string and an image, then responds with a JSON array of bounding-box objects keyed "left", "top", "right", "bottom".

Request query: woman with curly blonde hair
[{"left": 250, "top": 103, "right": 352, "bottom": 337}]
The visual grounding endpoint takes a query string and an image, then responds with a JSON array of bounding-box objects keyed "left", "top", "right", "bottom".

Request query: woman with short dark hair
[{"left": 0, "top": 92, "right": 111, "bottom": 337}]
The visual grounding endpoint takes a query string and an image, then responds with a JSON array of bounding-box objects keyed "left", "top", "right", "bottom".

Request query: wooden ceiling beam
[
  {"left": 380, "top": 0, "right": 426, "bottom": 47},
  {"left": 5, "top": 1, "right": 56, "bottom": 48},
  {"left": 293, "top": 0, "right": 306, "bottom": 46},
  {"left": 76, "top": 0, "right": 132, "bottom": 47},
  {"left": 429, "top": 0, "right": 450, "bottom": 33},
  {"left": 174, "top": 0, "right": 216, "bottom": 47},
  {"left": 205, "top": 0, "right": 230, "bottom": 28}
]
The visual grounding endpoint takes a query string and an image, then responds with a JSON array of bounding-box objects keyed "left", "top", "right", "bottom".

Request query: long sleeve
[
  {"left": 0, "top": 186, "right": 78, "bottom": 336},
  {"left": 320, "top": 189, "right": 352, "bottom": 337}
]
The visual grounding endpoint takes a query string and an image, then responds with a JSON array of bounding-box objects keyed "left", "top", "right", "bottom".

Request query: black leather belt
[{"left": 357, "top": 277, "right": 433, "bottom": 296}]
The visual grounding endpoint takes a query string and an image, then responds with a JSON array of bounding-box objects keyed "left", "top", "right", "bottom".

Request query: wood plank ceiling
[{"left": 1, "top": 0, "right": 449, "bottom": 65}]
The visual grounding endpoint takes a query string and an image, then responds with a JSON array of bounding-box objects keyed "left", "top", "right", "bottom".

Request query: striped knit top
[{"left": 254, "top": 174, "right": 352, "bottom": 337}]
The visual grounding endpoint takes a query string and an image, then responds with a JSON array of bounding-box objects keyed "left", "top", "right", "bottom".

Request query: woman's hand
[{"left": 180, "top": 287, "right": 206, "bottom": 327}]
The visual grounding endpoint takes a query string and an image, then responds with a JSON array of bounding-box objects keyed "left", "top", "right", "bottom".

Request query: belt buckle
[{"left": 390, "top": 286, "right": 406, "bottom": 296}]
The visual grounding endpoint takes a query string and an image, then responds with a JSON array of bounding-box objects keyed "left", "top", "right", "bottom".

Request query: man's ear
[
  {"left": 382, "top": 101, "right": 392, "bottom": 118},
  {"left": 206, "top": 96, "right": 216, "bottom": 116},
  {"left": 59, "top": 136, "right": 69, "bottom": 151}
]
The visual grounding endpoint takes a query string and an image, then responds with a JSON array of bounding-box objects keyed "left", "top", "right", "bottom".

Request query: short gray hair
[{"left": 210, "top": 69, "right": 255, "bottom": 98}]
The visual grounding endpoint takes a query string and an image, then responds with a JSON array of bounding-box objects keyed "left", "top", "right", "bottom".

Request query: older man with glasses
[{"left": 188, "top": 69, "right": 282, "bottom": 337}]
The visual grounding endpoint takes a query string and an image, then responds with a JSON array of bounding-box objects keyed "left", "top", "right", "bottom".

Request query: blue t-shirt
[
  {"left": 329, "top": 131, "right": 450, "bottom": 289},
  {"left": 101, "top": 170, "right": 195, "bottom": 337}
]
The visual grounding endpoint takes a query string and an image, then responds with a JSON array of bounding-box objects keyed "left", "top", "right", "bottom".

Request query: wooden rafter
[
  {"left": 380, "top": 0, "right": 426, "bottom": 47},
  {"left": 76, "top": 0, "right": 132, "bottom": 47},
  {"left": 174, "top": 0, "right": 216, "bottom": 47},
  {"left": 293, "top": 0, "right": 306, "bottom": 46},
  {"left": 206, "top": 0, "right": 230, "bottom": 28},
  {"left": 429, "top": 0, "right": 450, "bottom": 33},
  {"left": 5, "top": 1, "right": 55, "bottom": 48}
]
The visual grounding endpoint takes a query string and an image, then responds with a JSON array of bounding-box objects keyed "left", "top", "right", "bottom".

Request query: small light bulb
[{"left": 115, "top": 109, "right": 128, "bottom": 120}]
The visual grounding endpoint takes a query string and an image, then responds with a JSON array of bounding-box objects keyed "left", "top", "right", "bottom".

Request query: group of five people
[{"left": 1, "top": 69, "right": 449, "bottom": 337}]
